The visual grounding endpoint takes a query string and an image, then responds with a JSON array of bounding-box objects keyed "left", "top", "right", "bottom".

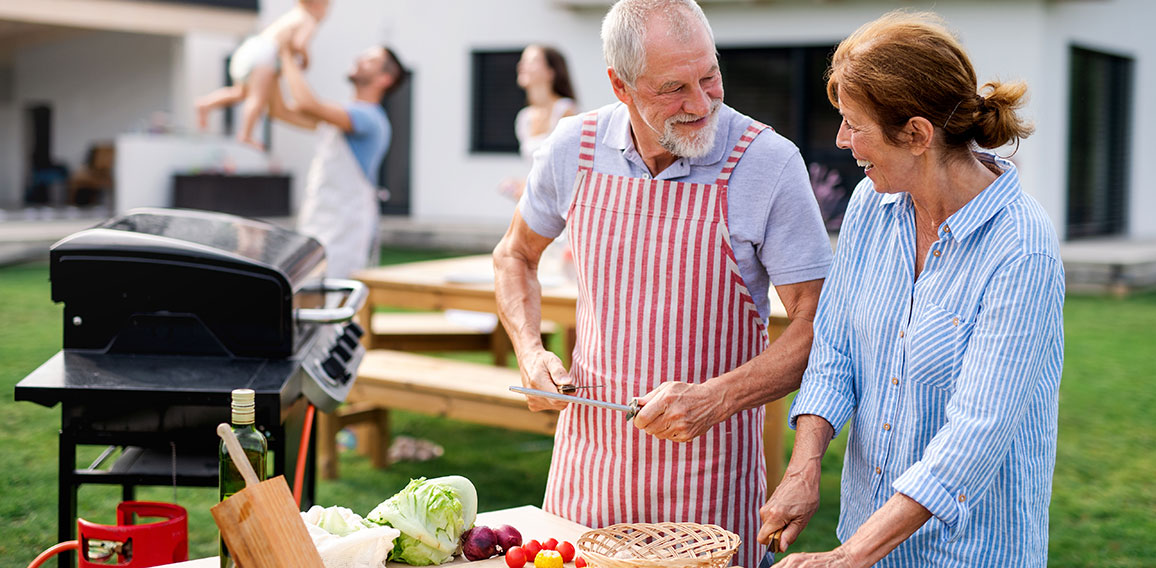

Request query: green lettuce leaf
[{"left": 366, "top": 476, "right": 477, "bottom": 565}]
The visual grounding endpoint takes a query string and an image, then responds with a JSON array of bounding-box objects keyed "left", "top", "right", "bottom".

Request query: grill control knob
[
  {"left": 332, "top": 343, "right": 352, "bottom": 362},
  {"left": 321, "top": 356, "right": 345, "bottom": 381},
  {"left": 338, "top": 332, "right": 359, "bottom": 350},
  {"left": 345, "top": 322, "right": 365, "bottom": 338}
]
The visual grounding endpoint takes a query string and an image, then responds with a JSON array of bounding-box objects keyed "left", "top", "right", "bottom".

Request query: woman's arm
[
  {"left": 759, "top": 414, "right": 835, "bottom": 549},
  {"left": 771, "top": 493, "right": 932, "bottom": 568}
]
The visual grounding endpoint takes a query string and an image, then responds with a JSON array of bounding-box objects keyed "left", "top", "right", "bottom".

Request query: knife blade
[
  {"left": 509, "top": 386, "right": 640, "bottom": 420},
  {"left": 558, "top": 384, "right": 604, "bottom": 395}
]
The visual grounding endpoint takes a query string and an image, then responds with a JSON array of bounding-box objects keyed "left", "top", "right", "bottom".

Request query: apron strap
[
  {"left": 715, "top": 121, "right": 770, "bottom": 185},
  {"left": 577, "top": 111, "right": 599, "bottom": 173}
]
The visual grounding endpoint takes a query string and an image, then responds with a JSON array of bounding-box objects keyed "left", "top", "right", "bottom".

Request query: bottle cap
[{"left": 231, "top": 388, "right": 256, "bottom": 424}]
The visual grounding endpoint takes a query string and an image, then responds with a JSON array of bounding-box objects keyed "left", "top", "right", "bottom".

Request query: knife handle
[{"left": 625, "top": 398, "right": 640, "bottom": 421}]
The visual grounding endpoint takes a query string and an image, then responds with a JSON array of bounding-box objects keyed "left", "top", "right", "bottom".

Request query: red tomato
[
  {"left": 574, "top": 557, "right": 587, "bottom": 568},
  {"left": 556, "top": 541, "right": 575, "bottom": 563},
  {"left": 543, "top": 538, "right": 558, "bottom": 551},
  {"left": 523, "top": 539, "right": 542, "bottom": 560},
  {"left": 504, "top": 546, "right": 527, "bottom": 568}
]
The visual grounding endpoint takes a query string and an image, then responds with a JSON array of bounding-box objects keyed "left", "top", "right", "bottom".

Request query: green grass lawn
[{"left": 1, "top": 253, "right": 1153, "bottom": 567}]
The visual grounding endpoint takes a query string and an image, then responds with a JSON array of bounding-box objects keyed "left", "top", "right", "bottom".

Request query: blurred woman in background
[{"left": 498, "top": 45, "right": 577, "bottom": 201}]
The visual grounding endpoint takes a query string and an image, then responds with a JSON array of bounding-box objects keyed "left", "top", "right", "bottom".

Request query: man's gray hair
[{"left": 601, "top": 0, "right": 715, "bottom": 87}]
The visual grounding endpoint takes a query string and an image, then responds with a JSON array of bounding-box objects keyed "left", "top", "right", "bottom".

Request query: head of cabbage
[{"left": 366, "top": 475, "right": 478, "bottom": 565}]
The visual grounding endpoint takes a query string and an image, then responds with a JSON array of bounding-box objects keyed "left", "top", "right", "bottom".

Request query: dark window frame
[
  {"left": 1066, "top": 44, "right": 1133, "bottom": 239},
  {"left": 718, "top": 44, "right": 851, "bottom": 231},
  {"left": 470, "top": 49, "right": 524, "bottom": 154}
]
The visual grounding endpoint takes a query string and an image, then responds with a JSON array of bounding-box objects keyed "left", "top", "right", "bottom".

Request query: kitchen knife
[
  {"left": 758, "top": 529, "right": 784, "bottom": 568},
  {"left": 509, "top": 386, "right": 640, "bottom": 420}
]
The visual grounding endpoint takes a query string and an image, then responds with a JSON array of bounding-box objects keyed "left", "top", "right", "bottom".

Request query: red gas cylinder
[{"left": 77, "top": 502, "right": 188, "bottom": 567}]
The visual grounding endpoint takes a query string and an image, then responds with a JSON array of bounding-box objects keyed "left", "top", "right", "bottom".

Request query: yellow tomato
[{"left": 534, "top": 549, "right": 563, "bottom": 568}]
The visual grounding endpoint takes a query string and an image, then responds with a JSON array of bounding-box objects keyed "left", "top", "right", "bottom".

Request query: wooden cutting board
[{"left": 439, "top": 505, "right": 591, "bottom": 566}]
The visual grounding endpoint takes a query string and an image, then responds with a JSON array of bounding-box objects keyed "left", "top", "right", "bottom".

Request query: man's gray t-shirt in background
[
  {"left": 344, "top": 101, "right": 391, "bottom": 185},
  {"left": 518, "top": 102, "right": 832, "bottom": 321}
]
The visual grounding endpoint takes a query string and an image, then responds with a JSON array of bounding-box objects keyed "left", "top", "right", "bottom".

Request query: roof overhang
[{"left": 0, "top": 0, "right": 257, "bottom": 38}]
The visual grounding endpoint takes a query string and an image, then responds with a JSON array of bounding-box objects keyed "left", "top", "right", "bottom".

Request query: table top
[
  {"left": 353, "top": 253, "right": 787, "bottom": 321},
  {"left": 158, "top": 505, "right": 589, "bottom": 567}
]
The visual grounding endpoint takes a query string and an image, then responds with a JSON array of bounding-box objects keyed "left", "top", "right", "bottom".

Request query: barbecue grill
[{"left": 15, "top": 208, "right": 367, "bottom": 567}]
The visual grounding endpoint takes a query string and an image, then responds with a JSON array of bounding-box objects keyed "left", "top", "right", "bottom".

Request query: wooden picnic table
[{"left": 344, "top": 254, "right": 790, "bottom": 492}]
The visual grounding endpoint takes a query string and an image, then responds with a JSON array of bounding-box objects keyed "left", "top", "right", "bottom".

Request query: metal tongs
[{"left": 758, "top": 529, "right": 784, "bottom": 568}]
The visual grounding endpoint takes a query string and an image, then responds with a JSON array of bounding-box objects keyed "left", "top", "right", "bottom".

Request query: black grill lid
[{"left": 50, "top": 208, "right": 327, "bottom": 358}]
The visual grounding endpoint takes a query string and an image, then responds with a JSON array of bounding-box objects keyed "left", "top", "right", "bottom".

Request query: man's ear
[
  {"left": 906, "top": 116, "right": 935, "bottom": 156},
  {"left": 608, "top": 67, "right": 632, "bottom": 105}
]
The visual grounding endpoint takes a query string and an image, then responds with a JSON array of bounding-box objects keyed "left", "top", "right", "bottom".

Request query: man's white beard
[{"left": 658, "top": 99, "right": 722, "bottom": 159}]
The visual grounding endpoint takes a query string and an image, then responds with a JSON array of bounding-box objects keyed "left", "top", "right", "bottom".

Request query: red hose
[
  {"left": 27, "top": 541, "right": 79, "bottom": 568},
  {"left": 293, "top": 403, "right": 316, "bottom": 507}
]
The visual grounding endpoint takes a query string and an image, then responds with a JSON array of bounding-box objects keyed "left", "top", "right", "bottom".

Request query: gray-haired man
[{"left": 492, "top": 2, "right": 831, "bottom": 564}]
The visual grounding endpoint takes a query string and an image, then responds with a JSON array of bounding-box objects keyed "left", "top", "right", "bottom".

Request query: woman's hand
[
  {"left": 773, "top": 548, "right": 856, "bottom": 568},
  {"left": 518, "top": 349, "right": 571, "bottom": 412},
  {"left": 758, "top": 457, "right": 823, "bottom": 551}
]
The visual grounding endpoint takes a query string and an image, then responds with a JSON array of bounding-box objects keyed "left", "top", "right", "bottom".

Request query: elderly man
[
  {"left": 281, "top": 45, "right": 407, "bottom": 278},
  {"left": 493, "top": 1, "right": 831, "bottom": 565}
]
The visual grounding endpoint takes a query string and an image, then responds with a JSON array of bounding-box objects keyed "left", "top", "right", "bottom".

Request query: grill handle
[{"left": 295, "top": 278, "right": 368, "bottom": 324}]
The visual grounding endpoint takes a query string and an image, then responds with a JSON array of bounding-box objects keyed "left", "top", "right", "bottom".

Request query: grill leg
[{"left": 58, "top": 427, "right": 78, "bottom": 568}]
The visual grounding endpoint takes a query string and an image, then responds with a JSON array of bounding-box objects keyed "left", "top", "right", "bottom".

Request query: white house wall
[
  {"left": 250, "top": 0, "right": 1149, "bottom": 239},
  {"left": 11, "top": 30, "right": 175, "bottom": 200}
]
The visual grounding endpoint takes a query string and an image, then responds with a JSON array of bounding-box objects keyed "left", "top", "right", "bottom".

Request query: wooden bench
[
  {"left": 367, "top": 312, "right": 558, "bottom": 367},
  {"left": 317, "top": 349, "right": 558, "bottom": 479}
]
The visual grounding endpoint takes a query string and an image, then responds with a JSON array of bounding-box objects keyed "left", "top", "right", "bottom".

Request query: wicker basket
[{"left": 576, "top": 522, "right": 741, "bottom": 568}]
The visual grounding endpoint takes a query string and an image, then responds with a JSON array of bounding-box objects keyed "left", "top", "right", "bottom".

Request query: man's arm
[
  {"left": 280, "top": 49, "right": 354, "bottom": 132},
  {"left": 493, "top": 210, "right": 573, "bottom": 411},
  {"left": 632, "top": 277, "right": 822, "bottom": 441}
]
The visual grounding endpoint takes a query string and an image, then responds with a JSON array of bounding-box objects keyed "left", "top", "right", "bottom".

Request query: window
[
  {"left": 1066, "top": 46, "right": 1133, "bottom": 239},
  {"left": 718, "top": 45, "right": 852, "bottom": 231},
  {"left": 380, "top": 72, "right": 413, "bottom": 215},
  {"left": 470, "top": 50, "right": 524, "bottom": 153}
]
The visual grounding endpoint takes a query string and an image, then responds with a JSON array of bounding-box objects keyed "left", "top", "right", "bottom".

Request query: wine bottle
[{"left": 219, "top": 388, "right": 267, "bottom": 568}]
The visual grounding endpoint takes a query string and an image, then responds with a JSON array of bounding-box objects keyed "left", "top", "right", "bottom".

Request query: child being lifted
[{"left": 195, "top": 0, "right": 330, "bottom": 150}]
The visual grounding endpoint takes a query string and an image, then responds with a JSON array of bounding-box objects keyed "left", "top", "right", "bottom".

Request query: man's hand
[
  {"left": 518, "top": 349, "right": 573, "bottom": 412},
  {"left": 758, "top": 463, "right": 822, "bottom": 552},
  {"left": 633, "top": 381, "right": 727, "bottom": 442}
]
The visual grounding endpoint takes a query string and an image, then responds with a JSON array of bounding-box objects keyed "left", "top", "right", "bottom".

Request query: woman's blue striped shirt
[{"left": 789, "top": 155, "right": 1065, "bottom": 566}]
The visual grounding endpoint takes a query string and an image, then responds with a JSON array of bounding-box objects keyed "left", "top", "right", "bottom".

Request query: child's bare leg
[
  {"left": 195, "top": 84, "right": 245, "bottom": 130},
  {"left": 267, "top": 80, "right": 318, "bottom": 130},
  {"left": 238, "top": 66, "right": 276, "bottom": 150}
]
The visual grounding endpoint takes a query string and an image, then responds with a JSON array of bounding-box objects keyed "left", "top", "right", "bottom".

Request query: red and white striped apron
[{"left": 543, "top": 112, "right": 769, "bottom": 568}]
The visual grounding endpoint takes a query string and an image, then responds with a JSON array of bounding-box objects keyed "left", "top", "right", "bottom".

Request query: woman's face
[
  {"left": 835, "top": 86, "right": 914, "bottom": 194},
  {"left": 517, "top": 47, "right": 553, "bottom": 90}
]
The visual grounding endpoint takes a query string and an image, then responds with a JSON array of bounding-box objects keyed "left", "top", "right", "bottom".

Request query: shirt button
[
  {"left": 899, "top": 331, "right": 905, "bottom": 338},
  {"left": 958, "top": 494, "right": 967, "bottom": 502},
  {"left": 643, "top": 173, "right": 650, "bottom": 179},
  {"left": 952, "top": 317, "right": 960, "bottom": 326},
  {"left": 891, "top": 377, "right": 899, "bottom": 385},
  {"left": 933, "top": 250, "right": 942, "bottom": 257},
  {"left": 882, "top": 423, "right": 891, "bottom": 431},
  {"left": 943, "top": 225, "right": 951, "bottom": 233},
  {"left": 875, "top": 466, "right": 882, "bottom": 474}
]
